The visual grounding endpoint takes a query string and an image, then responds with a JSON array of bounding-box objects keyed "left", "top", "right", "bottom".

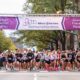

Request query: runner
[
  {"left": 15, "top": 49, "right": 23, "bottom": 70},
  {"left": 44, "top": 50, "right": 50, "bottom": 71},
  {"left": 21, "top": 50, "right": 28, "bottom": 70},
  {"left": 27, "top": 50, "right": 34, "bottom": 71},
  {"left": 6, "top": 51, "right": 15, "bottom": 71},
  {"left": 61, "top": 51, "right": 68, "bottom": 70},
  {"left": 52, "top": 50, "right": 58, "bottom": 71},
  {"left": 39, "top": 52, "right": 45, "bottom": 70},
  {"left": 67, "top": 50, "right": 73, "bottom": 70},
  {"left": 49, "top": 50, "right": 55, "bottom": 71},
  {"left": 1, "top": 53, "right": 7, "bottom": 70},
  {"left": 35, "top": 52, "right": 41, "bottom": 70}
]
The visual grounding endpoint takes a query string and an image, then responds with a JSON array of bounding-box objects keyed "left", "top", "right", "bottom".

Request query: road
[{"left": 0, "top": 70, "right": 80, "bottom": 80}]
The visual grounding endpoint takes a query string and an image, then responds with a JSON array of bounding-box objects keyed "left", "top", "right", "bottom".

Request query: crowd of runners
[{"left": 0, "top": 48, "right": 80, "bottom": 71}]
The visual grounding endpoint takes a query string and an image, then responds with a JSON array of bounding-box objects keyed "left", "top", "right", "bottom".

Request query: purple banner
[
  {"left": 0, "top": 17, "right": 19, "bottom": 29},
  {"left": 0, "top": 16, "right": 80, "bottom": 30},
  {"left": 63, "top": 17, "right": 80, "bottom": 30}
]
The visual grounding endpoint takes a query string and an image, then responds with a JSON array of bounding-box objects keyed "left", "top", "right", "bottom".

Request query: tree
[
  {"left": 17, "top": 0, "right": 66, "bottom": 50},
  {"left": 23, "top": 0, "right": 63, "bottom": 13},
  {"left": 4, "top": 37, "right": 16, "bottom": 50},
  {"left": 0, "top": 31, "right": 16, "bottom": 51},
  {"left": 17, "top": 0, "right": 79, "bottom": 50},
  {"left": 23, "top": 0, "right": 68, "bottom": 50},
  {"left": 16, "top": 30, "right": 60, "bottom": 50}
]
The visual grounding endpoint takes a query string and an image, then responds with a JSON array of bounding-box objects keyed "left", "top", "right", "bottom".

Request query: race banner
[
  {"left": 18, "top": 16, "right": 63, "bottom": 30},
  {"left": 0, "top": 15, "right": 80, "bottom": 30},
  {"left": 63, "top": 17, "right": 80, "bottom": 30},
  {"left": 0, "top": 17, "right": 19, "bottom": 29}
]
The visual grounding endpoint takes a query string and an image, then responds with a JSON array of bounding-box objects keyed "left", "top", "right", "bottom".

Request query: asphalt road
[{"left": 0, "top": 70, "right": 80, "bottom": 80}]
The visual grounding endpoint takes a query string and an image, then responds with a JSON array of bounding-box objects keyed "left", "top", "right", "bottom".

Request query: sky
[{"left": 0, "top": 0, "right": 26, "bottom": 36}]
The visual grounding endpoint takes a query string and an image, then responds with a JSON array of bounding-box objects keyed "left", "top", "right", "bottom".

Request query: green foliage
[
  {"left": 23, "top": 0, "right": 62, "bottom": 13},
  {"left": 16, "top": 30, "right": 62, "bottom": 50},
  {"left": 24, "top": 0, "right": 79, "bottom": 14},
  {"left": 20, "top": 0, "right": 68, "bottom": 50},
  {"left": 0, "top": 31, "right": 16, "bottom": 51},
  {"left": 20, "top": 0, "right": 79, "bottom": 50}
]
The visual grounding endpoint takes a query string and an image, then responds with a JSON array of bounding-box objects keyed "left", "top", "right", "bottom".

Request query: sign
[
  {"left": 18, "top": 16, "right": 63, "bottom": 30},
  {"left": 63, "top": 17, "right": 80, "bottom": 30},
  {"left": 0, "top": 15, "right": 80, "bottom": 30},
  {"left": 0, "top": 17, "right": 19, "bottom": 29}
]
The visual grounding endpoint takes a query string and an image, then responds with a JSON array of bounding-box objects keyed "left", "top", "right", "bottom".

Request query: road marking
[{"left": 34, "top": 73, "right": 37, "bottom": 80}]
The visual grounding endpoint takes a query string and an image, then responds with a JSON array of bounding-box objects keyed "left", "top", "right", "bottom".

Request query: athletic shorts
[
  {"left": 61, "top": 59, "right": 68, "bottom": 62},
  {"left": 21, "top": 60, "right": 25, "bottom": 63},
  {"left": 64, "top": 59, "right": 68, "bottom": 62},
  {"left": 70, "top": 59, "right": 75, "bottom": 64},
  {"left": 17, "top": 59, "right": 22, "bottom": 62},
  {"left": 23, "top": 59, "right": 28, "bottom": 63},
  {"left": 8, "top": 60, "right": 14, "bottom": 63},
  {"left": 36, "top": 59, "right": 40, "bottom": 62},
  {"left": 1, "top": 57, "right": 6, "bottom": 62},
  {"left": 45, "top": 60, "right": 50, "bottom": 64},
  {"left": 25, "top": 60, "right": 29, "bottom": 63},
  {"left": 27, "top": 59, "right": 32, "bottom": 62}
]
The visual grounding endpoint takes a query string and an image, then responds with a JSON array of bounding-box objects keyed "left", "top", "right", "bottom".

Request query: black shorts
[
  {"left": 45, "top": 60, "right": 50, "bottom": 64},
  {"left": 64, "top": 59, "right": 68, "bottom": 62},
  {"left": 68, "top": 59, "right": 74, "bottom": 64},
  {"left": 21, "top": 60, "right": 24, "bottom": 63},
  {"left": 24, "top": 60, "right": 28, "bottom": 63},
  {"left": 36, "top": 59, "right": 40, "bottom": 62},
  {"left": 17, "top": 59, "right": 22, "bottom": 62},
  {"left": 1, "top": 57, "right": 6, "bottom": 62},
  {"left": 8, "top": 60, "right": 14, "bottom": 63},
  {"left": 25, "top": 60, "right": 28, "bottom": 63},
  {"left": 27, "top": 59, "right": 32, "bottom": 62},
  {"left": 70, "top": 59, "right": 75, "bottom": 64}
]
